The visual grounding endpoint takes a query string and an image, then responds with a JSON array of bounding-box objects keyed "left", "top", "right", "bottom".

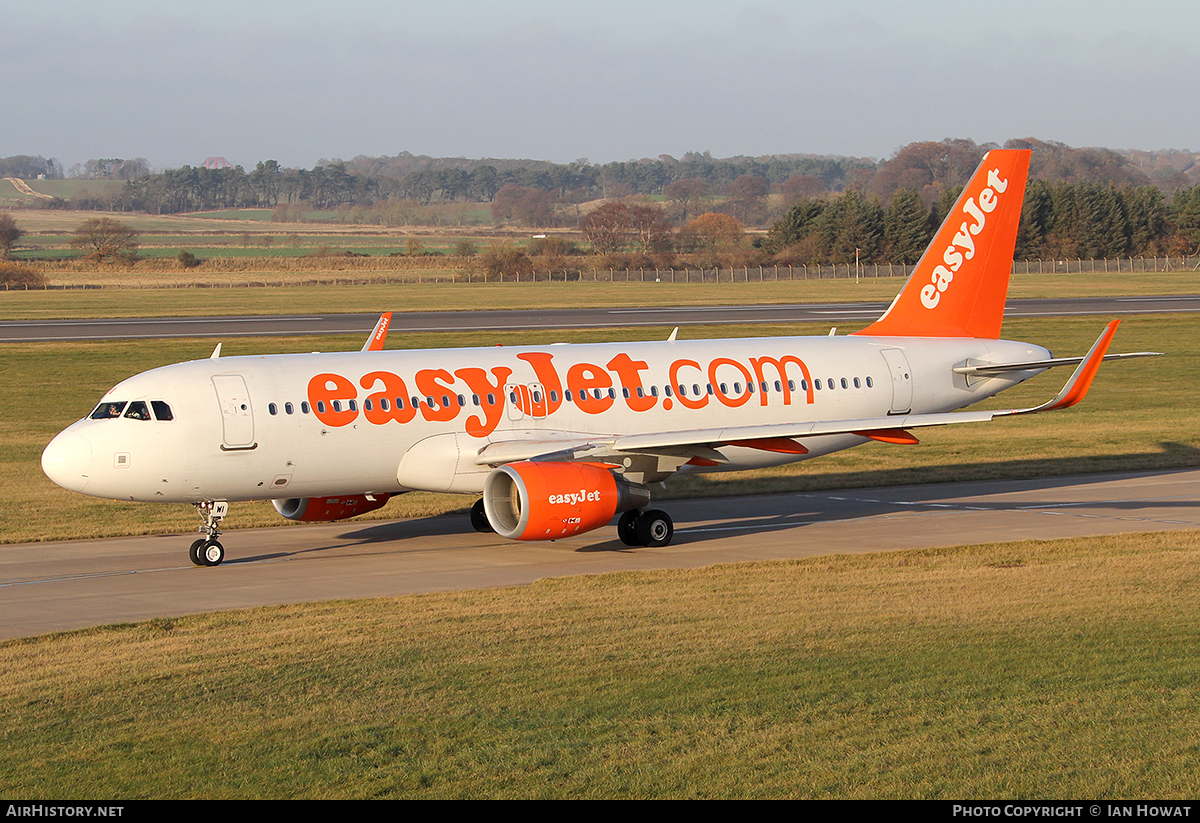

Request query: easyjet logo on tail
[
  {"left": 853, "top": 149, "right": 1030, "bottom": 340},
  {"left": 921, "top": 167, "right": 1010, "bottom": 310}
]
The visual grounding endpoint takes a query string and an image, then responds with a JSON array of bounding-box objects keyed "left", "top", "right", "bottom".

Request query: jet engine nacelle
[
  {"left": 483, "top": 461, "right": 651, "bottom": 541},
  {"left": 272, "top": 493, "right": 392, "bottom": 522}
]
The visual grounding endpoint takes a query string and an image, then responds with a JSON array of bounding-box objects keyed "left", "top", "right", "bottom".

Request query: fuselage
[{"left": 41, "top": 333, "right": 1049, "bottom": 504}]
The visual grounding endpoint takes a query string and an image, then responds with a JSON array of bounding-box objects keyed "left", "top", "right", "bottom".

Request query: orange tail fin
[{"left": 854, "top": 149, "right": 1030, "bottom": 339}]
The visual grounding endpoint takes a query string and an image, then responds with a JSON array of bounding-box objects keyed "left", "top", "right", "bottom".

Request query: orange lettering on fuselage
[
  {"left": 303, "top": 351, "right": 814, "bottom": 433},
  {"left": 749, "top": 355, "right": 814, "bottom": 406},
  {"left": 414, "top": 368, "right": 457, "bottom": 422},
  {"left": 567, "top": 362, "right": 614, "bottom": 414},
  {"left": 607, "top": 353, "right": 656, "bottom": 412},
  {"left": 309, "top": 373, "right": 358, "bottom": 426},
  {"left": 360, "top": 371, "right": 417, "bottom": 424},
  {"left": 455, "top": 365, "right": 513, "bottom": 437}
]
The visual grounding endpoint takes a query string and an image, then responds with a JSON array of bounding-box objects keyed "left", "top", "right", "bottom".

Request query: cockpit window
[
  {"left": 124, "top": 401, "right": 151, "bottom": 420},
  {"left": 151, "top": 400, "right": 174, "bottom": 421},
  {"left": 90, "top": 401, "right": 127, "bottom": 419}
]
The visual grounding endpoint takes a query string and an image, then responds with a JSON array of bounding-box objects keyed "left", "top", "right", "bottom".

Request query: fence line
[{"left": 6, "top": 256, "right": 1200, "bottom": 289}]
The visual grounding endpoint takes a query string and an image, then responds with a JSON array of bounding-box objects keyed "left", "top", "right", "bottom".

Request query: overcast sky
[{"left": 4, "top": 0, "right": 1198, "bottom": 170}]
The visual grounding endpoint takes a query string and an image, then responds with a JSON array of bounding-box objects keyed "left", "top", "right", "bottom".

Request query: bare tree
[
  {"left": 70, "top": 218, "right": 139, "bottom": 263},
  {"left": 0, "top": 213, "right": 24, "bottom": 258}
]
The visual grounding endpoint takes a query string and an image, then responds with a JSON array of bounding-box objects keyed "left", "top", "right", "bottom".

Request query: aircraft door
[
  {"left": 880, "top": 348, "right": 913, "bottom": 414},
  {"left": 212, "top": 374, "right": 256, "bottom": 449}
]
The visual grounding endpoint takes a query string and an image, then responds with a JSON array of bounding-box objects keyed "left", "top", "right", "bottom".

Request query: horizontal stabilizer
[{"left": 954, "top": 350, "right": 1160, "bottom": 376}]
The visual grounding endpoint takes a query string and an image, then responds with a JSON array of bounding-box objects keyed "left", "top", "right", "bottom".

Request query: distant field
[{"left": 0, "top": 178, "right": 124, "bottom": 203}]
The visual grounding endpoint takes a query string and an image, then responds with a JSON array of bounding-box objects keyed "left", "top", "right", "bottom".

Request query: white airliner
[{"left": 42, "top": 150, "right": 1156, "bottom": 566}]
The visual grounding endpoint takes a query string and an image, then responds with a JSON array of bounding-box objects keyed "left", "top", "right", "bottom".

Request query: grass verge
[{"left": 1, "top": 530, "right": 1198, "bottom": 798}]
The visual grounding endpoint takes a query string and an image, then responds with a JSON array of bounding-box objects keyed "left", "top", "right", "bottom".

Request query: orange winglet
[
  {"left": 724, "top": 438, "right": 810, "bottom": 455},
  {"left": 852, "top": 429, "right": 920, "bottom": 445},
  {"left": 1044, "top": 319, "right": 1120, "bottom": 411},
  {"left": 362, "top": 312, "right": 392, "bottom": 352}
]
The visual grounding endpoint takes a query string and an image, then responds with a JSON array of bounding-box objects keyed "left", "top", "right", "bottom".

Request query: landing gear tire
[
  {"left": 470, "top": 498, "right": 494, "bottom": 533},
  {"left": 635, "top": 509, "right": 674, "bottom": 548},
  {"left": 200, "top": 540, "right": 225, "bottom": 567},
  {"left": 189, "top": 539, "right": 207, "bottom": 566},
  {"left": 617, "top": 510, "right": 642, "bottom": 547}
]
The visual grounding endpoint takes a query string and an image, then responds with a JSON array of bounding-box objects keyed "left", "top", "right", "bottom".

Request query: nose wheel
[
  {"left": 617, "top": 508, "right": 674, "bottom": 548},
  {"left": 191, "top": 501, "right": 229, "bottom": 566},
  {"left": 189, "top": 538, "right": 225, "bottom": 567}
]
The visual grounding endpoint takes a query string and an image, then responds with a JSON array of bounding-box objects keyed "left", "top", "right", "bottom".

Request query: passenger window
[
  {"left": 123, "top": 401, "right": 151, "bottom": 420},
  {"left": 348, "top": 400, "right": 357, "bottom": 412},
  {"left": 317, "top": 401, "right": 326, "bottom": 413},
  {"left": 301, "top": 401, "right": 310, "bottom": 414},
  {"left": 332, "top": 400, "right": 342, "bottom": 412},
  {"left": 151, "top": 400, "right": 174, "bottom": 421},
  {"left": 269, "top": 403, "right": 278, "bottom": 415},
  {"left": 90, "top": 401, "right": 127, "bottom": 419},
  {"left": 827, "top": 379, "right": 835, "bottom": 390},
  {"left": 853, "top": 377, "right": 861, "bottom": 389},
  {"left": 866, "top": 377, "right": 874, "bottom": 388},
  {"left": 284, "top": 402, "right": 294, "bottom": 415},
  {"left": 364, "top": 399, "right": 373, "bottom": 411},
  {"left": 841, "top": 378, "right": 848, "bottom": 389}
]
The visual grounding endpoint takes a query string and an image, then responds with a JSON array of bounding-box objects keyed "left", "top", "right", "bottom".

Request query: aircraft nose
[{"left": 42, "top": 429, "right": 93, "bottom": 493}]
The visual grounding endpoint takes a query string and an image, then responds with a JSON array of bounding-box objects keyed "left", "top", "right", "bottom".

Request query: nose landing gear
[{"left": 190, "top": 501, "right": 229, "bottom": 566}]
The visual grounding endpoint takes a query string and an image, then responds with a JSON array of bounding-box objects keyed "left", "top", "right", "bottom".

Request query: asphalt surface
[
  {"left": 3, "top": 294, "right": 1200, "bottom": 342},
  {"left": 3, "top": 468, "right": 1197, "bottom": 640}
]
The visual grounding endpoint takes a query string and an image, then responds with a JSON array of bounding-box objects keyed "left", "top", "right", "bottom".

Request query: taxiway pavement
[
  {"left": 3, "top": 468, "right": 1197, "bottom": 640},
  {"left": 3, "top": 295, "right": 1199, "bottom": 342}
]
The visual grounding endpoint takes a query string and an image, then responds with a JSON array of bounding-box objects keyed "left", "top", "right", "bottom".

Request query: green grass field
[{"left": 2, "top": 530, "right": 1198, "bottom": 798}]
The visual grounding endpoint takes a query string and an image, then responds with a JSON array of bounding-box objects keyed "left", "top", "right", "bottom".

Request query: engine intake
[
  {"left": 483, "top": 461, "right": 650, "bottom": 541},
  {"left": 272, "top": 493, "right": 392, "bottom": 522}
]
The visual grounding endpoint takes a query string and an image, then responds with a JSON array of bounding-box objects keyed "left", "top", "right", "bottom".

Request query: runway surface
[
  {"left": 3, "top": 295, "right": 1199, "bottom": 342},
  {"left": 3, "top": 468, "right": 1197, "bottom": 640}
]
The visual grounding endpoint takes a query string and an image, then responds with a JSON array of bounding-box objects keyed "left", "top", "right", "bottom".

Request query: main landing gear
[
  {"left": 470, "top": 498, "right": 494, "bottom": 533},
  {"left": 190, "top": 501, "right": 229, "bottom": 566},
  {"left": 617, "top": 509, "right": 674, "bottom": 548}
]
